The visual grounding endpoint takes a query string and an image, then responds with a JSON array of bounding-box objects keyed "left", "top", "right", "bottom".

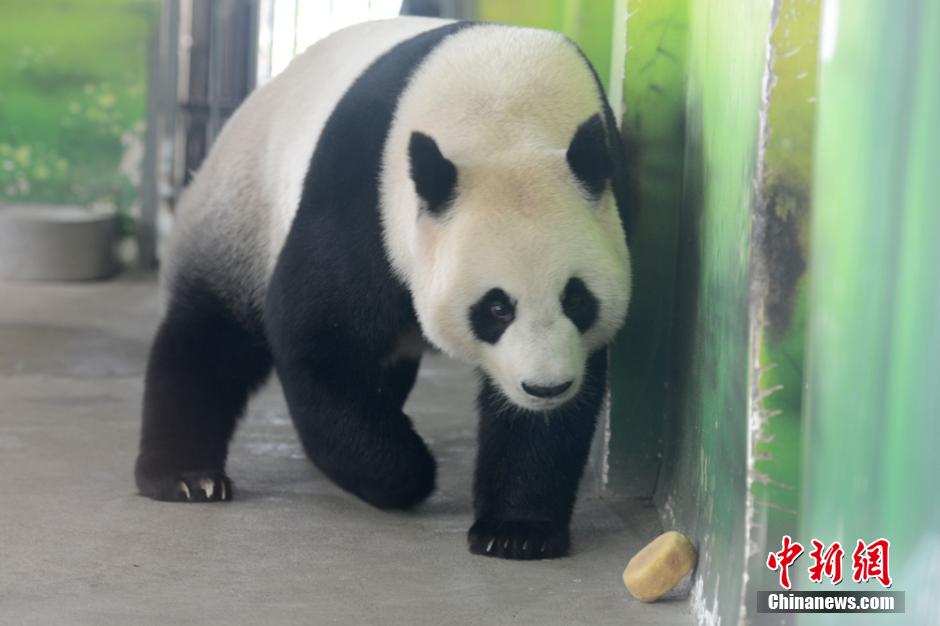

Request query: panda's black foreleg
[
  {"left": 135, "top": 282, "right": 272, "bottom": 502},
  {"left": 273, "top": 351, "right": 435, "bottom": 510},
  {"left": 468, "top": 347, "right": 608, "bottom": 560}
]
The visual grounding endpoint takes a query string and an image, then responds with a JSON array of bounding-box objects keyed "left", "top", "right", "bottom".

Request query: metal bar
[{"left": 207, "top": 0, "right": 223, "bottom": 144}]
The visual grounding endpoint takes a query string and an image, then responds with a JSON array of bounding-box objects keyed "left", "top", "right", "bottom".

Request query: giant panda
[{"left": 136, "top": 17, "right": 631, "bottom": 560}]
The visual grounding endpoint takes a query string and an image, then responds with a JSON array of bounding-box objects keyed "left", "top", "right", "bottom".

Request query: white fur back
[{"left": 164, "top": 17, "right": 451, "bottom": 311}]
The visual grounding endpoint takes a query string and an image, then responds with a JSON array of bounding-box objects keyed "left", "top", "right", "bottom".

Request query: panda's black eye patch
[
  {"left": 469, "top": 288, "right": 515, "bottom": 344},
  {"left": 562, "top": 277, "right": 599, "bottom": 333}
]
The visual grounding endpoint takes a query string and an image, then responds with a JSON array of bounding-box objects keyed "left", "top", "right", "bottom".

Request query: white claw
[
  {"left": 522, "top": 541, "right": 529, "bottom": 551},
  {"left": 179, "top": 481, "right": 191, "bottom": 500},
  {"left": 199, "top": 478, "right": 215, "bottom": 499},
  {"left": 486, "top": 538, "right": 495, "bottom": 553},
  {"left": 219, "top": 479, "right": 227, "bottom": 501},
  {"left": 503, "top": 539, "right": 510, "bottom": 550}
]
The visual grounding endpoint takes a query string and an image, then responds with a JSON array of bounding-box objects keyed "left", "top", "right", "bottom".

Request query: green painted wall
[
  {"left": 607, "top": 0, "right": 687, "bottom": 498},
  {"left": 801, "top": 0, "right": 940, "bottom": 623},
  {"left": 653, "top": 2, "right": 772, "bottom": 622},
  {"left": 617, "top": 2, "right": 823, "bottom": 621},
  {"left": 616, "top": 0, "right": 822, "bottom": 621},
  {"left": 745, "top": 0, "right": 819, "bottom": 617},
  {"left": 476, "top": 0, "right": 614, "bottom": 91},
  {"left": 0, "top": 0, "right": 158, "bottom": 232}
]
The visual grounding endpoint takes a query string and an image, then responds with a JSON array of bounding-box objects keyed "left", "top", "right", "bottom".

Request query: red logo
[
  {"left": 766, "top": 535, "right": 804, "bottom": 589},
  {"left": 767, "top": 536, "right": 893, "bottom": 589},
  {"left": 808, "top": 540, "right": 844, "bottom": 584},
  {"left": 851, "top": 538, "right": 892, "bottom": 588}
]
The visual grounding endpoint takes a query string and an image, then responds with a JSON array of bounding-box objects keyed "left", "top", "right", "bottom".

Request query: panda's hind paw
[
  {"left": 467, "top": 519, "right": 570, "bottom": 560},
  {"left": 136, "top": 469, "right": 233, "bottom": 503}
]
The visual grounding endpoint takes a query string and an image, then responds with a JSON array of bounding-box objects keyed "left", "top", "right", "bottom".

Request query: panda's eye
[
  {"left": 469, "top": 288, "right": 515, "bottom": 344},
  {"left": 562, "top": 277, "right": 599, "bottom": 333},
  {"left": 489, "top": 300, "right": 513, "bottom": 321}
]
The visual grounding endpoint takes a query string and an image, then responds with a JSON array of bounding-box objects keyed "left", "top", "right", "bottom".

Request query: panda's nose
[{"left": 522, "top": 380, "right": 573, "bottom": 399}]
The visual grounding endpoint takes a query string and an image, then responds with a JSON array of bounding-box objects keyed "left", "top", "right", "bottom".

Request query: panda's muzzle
[{"left": 521, "top": 380, "right": 573, "bottom": 399}]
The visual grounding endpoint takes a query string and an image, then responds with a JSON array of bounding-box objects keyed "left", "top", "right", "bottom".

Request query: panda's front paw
[
  {"left": 136, "top": 467, "right": 233, "bottom": 503},
  {"left": 467, "top": 518, "right": 570, "bottom": 560}
]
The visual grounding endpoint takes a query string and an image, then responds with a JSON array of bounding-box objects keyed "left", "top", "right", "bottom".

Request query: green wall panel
[
  {"left": 607, "top": 0, "right": 688, "bottom": 498},
  {"left": 801, "top": 0, "right": 940, "bottom": 623},
  {"left": 745, "top": 0, "right": 819, "bottom": 619},
  {"left": 653, "top": 2, "right": 772, "bottom": 623}
]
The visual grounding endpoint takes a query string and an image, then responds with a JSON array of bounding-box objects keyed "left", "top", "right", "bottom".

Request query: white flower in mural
[
  {"left": 118, "top": 130, "right": 143, "bottom": 186},
  {"left": 14, "top": 146, "right": 31, "bottom": 166}
]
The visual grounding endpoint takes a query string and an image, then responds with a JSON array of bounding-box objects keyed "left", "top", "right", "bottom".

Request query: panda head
[{"left": 404, "top": 114, "right": 631, "bottom": 412}]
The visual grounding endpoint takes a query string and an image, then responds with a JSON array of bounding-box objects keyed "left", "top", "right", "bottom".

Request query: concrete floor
[{"left": 0, "top": 274, "right": 690, "bottom": 625}]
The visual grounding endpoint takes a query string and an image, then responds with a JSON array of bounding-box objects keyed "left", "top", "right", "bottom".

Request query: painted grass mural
[{"left": 0, "top": 0, "right": 158, "bottom": 232}]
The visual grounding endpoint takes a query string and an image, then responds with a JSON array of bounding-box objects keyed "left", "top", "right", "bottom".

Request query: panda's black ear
[
  {"left": 409, "top": 131, "right": 457, "bottom": 216},
  {"left": 566, "top": 114, "right": 612, "bottom": 199}
]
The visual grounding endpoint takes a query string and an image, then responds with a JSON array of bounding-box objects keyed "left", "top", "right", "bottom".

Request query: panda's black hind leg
[{"left": 135, "top": 279, "right": 271, "bottom": 502}]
